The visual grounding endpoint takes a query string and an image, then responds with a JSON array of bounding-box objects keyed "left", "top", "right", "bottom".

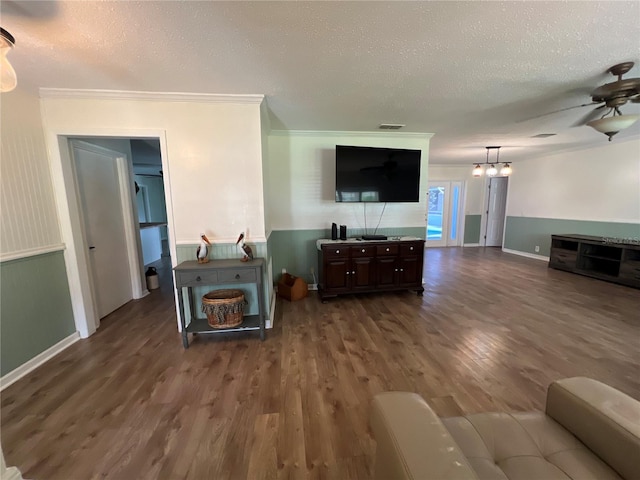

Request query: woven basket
[{"left": 201, "top": 289, "right": 245, "bottom": 328}]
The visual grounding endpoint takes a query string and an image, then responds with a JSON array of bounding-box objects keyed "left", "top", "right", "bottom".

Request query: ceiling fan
[{"left": 527, "top": 62, "right": 640, "bottom": 140}]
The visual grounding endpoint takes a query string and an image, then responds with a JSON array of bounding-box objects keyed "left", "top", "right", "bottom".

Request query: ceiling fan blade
[
  {"left": 571, "top": 105, "right": 607, "bottom": 127},
  {"left": 517, "top": 102, "right": 601, "bottom": 123}
]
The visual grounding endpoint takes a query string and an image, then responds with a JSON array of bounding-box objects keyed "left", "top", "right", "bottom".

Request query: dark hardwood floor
[{"left": 2, "top": 248, "right": 639, "bottom": 479}]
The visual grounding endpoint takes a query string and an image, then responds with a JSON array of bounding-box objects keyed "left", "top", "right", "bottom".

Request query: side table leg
[{"left": 177, "top": 287, "right": 190, "bottom": 348}]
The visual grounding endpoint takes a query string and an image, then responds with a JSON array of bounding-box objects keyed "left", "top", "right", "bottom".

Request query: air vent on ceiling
[
  {"left": 532, "top": 133, "right": 557, "bottom": 138},
  {"left": 379, "top": 123, "right": 405, "bottom": 130}
]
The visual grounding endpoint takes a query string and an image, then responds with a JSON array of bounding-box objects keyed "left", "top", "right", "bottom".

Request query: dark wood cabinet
[
  {"left": 549, "top": 234, "right": 640, "bottom": 289},
  {"left": 318, "top": 239, "right": 425, "bottom": 301}
]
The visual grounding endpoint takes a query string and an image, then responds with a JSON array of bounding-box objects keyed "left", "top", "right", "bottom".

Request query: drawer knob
[
  {"left": 410, "top": 247, "right": 414, "bottom": 251},
  {"left": 336, "top": 249, "right": 340, "bottom": 254},
  {"left": 235, "top": 274, "right": 240, "bottom": 280},
  {"left": 386, "top": 248, "right": 390, "bottom": 252},
  {"left": 196, "top": 276, "right": 201, "bottom": 281},
  {"left": 352, "top": 271, "right": 355, "bottom": 275},
  {"left": 362, "top": 249, "right": 366, "bottom": 253}
]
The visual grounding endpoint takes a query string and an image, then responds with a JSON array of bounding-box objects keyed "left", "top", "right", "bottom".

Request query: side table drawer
[
  {"left": 218, "top": 268, "right": 257, "bottom": 283},
  {"left": 176, "top": 271, "right": 219, "bottom": 287}
]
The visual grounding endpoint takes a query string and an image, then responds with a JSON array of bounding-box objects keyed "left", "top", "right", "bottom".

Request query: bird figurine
[
  {"left": 196, "top": 233, "right": 211, "bottom": 264},
  {"left": 236, "top": 232, "right": 254, "bottom": 262}
]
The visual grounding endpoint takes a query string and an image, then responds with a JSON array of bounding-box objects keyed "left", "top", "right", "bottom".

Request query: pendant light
[
  {"left": 500, "top": 163, "right": 512, "bottom": 176},
  {"left": 472, "top": 146, "right": 511, "bottom": 177},
  {"left": 0, "top": 27, "right": 17, "bottom": 93}
]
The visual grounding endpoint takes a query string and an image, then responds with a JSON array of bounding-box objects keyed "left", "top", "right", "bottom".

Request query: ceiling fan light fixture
[
  {"left": 587, "top": 114, "right": 640, "bottom": 141},
  {"left": 472, "top": 164, "right": 483, "bottom": 177},
  {"left": 0, "top": 27, "right": 17, "bottom": 93}
]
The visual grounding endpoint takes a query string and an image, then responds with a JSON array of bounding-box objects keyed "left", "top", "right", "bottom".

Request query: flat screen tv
[{"left": 335, "top": 145, "right": 421, "bottom": 202}]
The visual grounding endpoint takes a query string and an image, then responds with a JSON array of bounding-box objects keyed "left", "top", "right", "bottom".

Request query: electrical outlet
[
  {"left": 534, "top": 246, "right": 540, "bottom": 253},
  {"left": 282, "top": 268, "right": 286, "bottom": 274}
]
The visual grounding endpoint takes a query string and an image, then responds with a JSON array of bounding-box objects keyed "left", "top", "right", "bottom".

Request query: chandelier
[{"left": 472, "top": 146, "right": 511, "bottom": 177}]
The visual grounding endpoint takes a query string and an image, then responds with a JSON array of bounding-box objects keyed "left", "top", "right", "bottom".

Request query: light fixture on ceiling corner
[
  {"left": 587, "top": 108, "right": 639, "bottom": 142},
  {"left": 472, "top": 146, "right": 511, "bottom": 178},
  {"left": 1, "top": 27, "right": 17, "bottom": 92}
]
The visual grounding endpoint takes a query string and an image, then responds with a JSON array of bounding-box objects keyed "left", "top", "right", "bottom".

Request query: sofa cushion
[{"left": 442, "top": 411, "right": 621, "bottom": 480}]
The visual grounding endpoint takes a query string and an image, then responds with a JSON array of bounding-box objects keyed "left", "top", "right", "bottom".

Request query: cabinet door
[
  {"left": 398, "top": 256, "right": 421, "bottom": 286},
  {"left": 352, "top": 257, "right": 375, "bottom": 290},
  {"left": 376, "top": 257, "right": 397, "bottom": 287},
  {"left": 324, "top": 259, "right": 351, "bottom": 293}
]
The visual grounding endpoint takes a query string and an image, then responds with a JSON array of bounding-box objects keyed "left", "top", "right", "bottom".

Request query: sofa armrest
[
  {"left": 370, "top": 392, "right": 478, "bottom": 480},
  {"left": 546, "top": 377, "right": 640, "bottom": 480}
]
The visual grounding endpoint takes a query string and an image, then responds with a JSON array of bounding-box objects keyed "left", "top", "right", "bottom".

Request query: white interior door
[
  {"left": 427, "top": 181, "right": 462, "bottom": 247},
  {"left": 485, "top": 176, "right": 508, "bottom": 247},
  {"left": 73, "top": 142, "right": 133, "bottom": 318}
]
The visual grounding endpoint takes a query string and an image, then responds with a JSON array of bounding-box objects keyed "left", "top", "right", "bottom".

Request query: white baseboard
[
  {"left": 463, "top": 243, "right": 480, "bottom": 247},
  {"left": 502, "top": 248, "right": 550, "bottom": 262},
  {"left": 0, "top": 332, "right": 80, "bottom": 391}
]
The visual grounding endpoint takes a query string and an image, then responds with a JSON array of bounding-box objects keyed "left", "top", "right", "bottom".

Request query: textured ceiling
[{"left": 2, "top": 0, "right": 640, "bottom": 164}]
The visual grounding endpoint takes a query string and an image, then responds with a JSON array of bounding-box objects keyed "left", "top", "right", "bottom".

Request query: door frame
[
  {"left": 426, "top": 181, "right": 465, "bottom": 247},
  {"left": 45, "top": 128, "right": 175, "bottom": 338},
  {"left": 479, "top": 175, "right": 510, "bottom": 247}
]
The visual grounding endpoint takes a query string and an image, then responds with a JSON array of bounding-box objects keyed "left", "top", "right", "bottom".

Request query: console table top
[
  {"left": 174, "top": 258, "right": 265, "bottom": 271},
  {"left": 316, "top": 236, "right": 423, "bottom": 250}
]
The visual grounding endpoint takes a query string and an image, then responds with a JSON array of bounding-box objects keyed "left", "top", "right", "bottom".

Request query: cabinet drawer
[
  {"left": 176, "top": 271, "right": 219, "bottom": 286},
  {"left": 323, "top": 247, "right": 349, "bottom": 259},
  {"left": 351, "top": 246, "right": 374, "bottom": 258},
  {"left": 376, "top": 244, "right": 399, "bottom": 256},
  {"left": 218, "top": 268, "right": 257, "bottom": 283},
  {"left": 400, "top": 243, "right": 422, "bottom": 256}
]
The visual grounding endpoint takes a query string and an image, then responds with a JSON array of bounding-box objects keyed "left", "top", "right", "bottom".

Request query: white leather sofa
[{"left": 370, "top": 377, "right": 640, "bottom": 480}]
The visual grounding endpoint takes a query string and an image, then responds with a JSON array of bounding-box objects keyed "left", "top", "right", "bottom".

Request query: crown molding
[
  {"left": 269, "top": 129, "right": 434, "bottom": 139},
  {"left": 39, "top": 88, "right": 264, "bottom": 105}
]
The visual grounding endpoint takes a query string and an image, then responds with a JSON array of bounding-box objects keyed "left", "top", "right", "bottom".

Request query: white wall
[
  {"left": 1, "top": 89, "right": 62, "bottom": 256},
  {"left": 267, "top": 131, "right": 432, "bottom": 231},
  {"left": 428, "top": 165, "right": 484, "bottom": 216},
  {"left": 507, "top": 139, "right": 640, "bottom": 223},
  {"left": 40, "top": 92, "right": 267, "bottom": 245}
]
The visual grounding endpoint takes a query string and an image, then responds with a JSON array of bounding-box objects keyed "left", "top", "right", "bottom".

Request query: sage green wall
[
  {"left": 1, "top": 251, "right": 76, "bottom": 376},
  {"left": 464, "top": 215, "right": 482, "bottom": 244},
  {"left": 269, "top": 227, "right": 425, "bottom": 284},
  {"left": 504, "top": 217, "right": 640, "bottom": 257}
]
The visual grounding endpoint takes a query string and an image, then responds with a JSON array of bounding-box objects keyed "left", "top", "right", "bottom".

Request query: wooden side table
[{"left": 173, "top": 258, "right": 266, "bottom": 348}]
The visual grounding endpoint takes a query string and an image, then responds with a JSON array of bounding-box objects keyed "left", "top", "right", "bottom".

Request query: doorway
[
  {"left": 482, "top": 176, "right": 509, "bottom": 247},
  {"left": 71, "top": 140, "right": 134, "bottom": 319},
  {"left": 426, "top": 181, "right": 463, "bottom": 247},
  {"left": 60, "top": 134, "right": 174, "bottom": 337}
]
